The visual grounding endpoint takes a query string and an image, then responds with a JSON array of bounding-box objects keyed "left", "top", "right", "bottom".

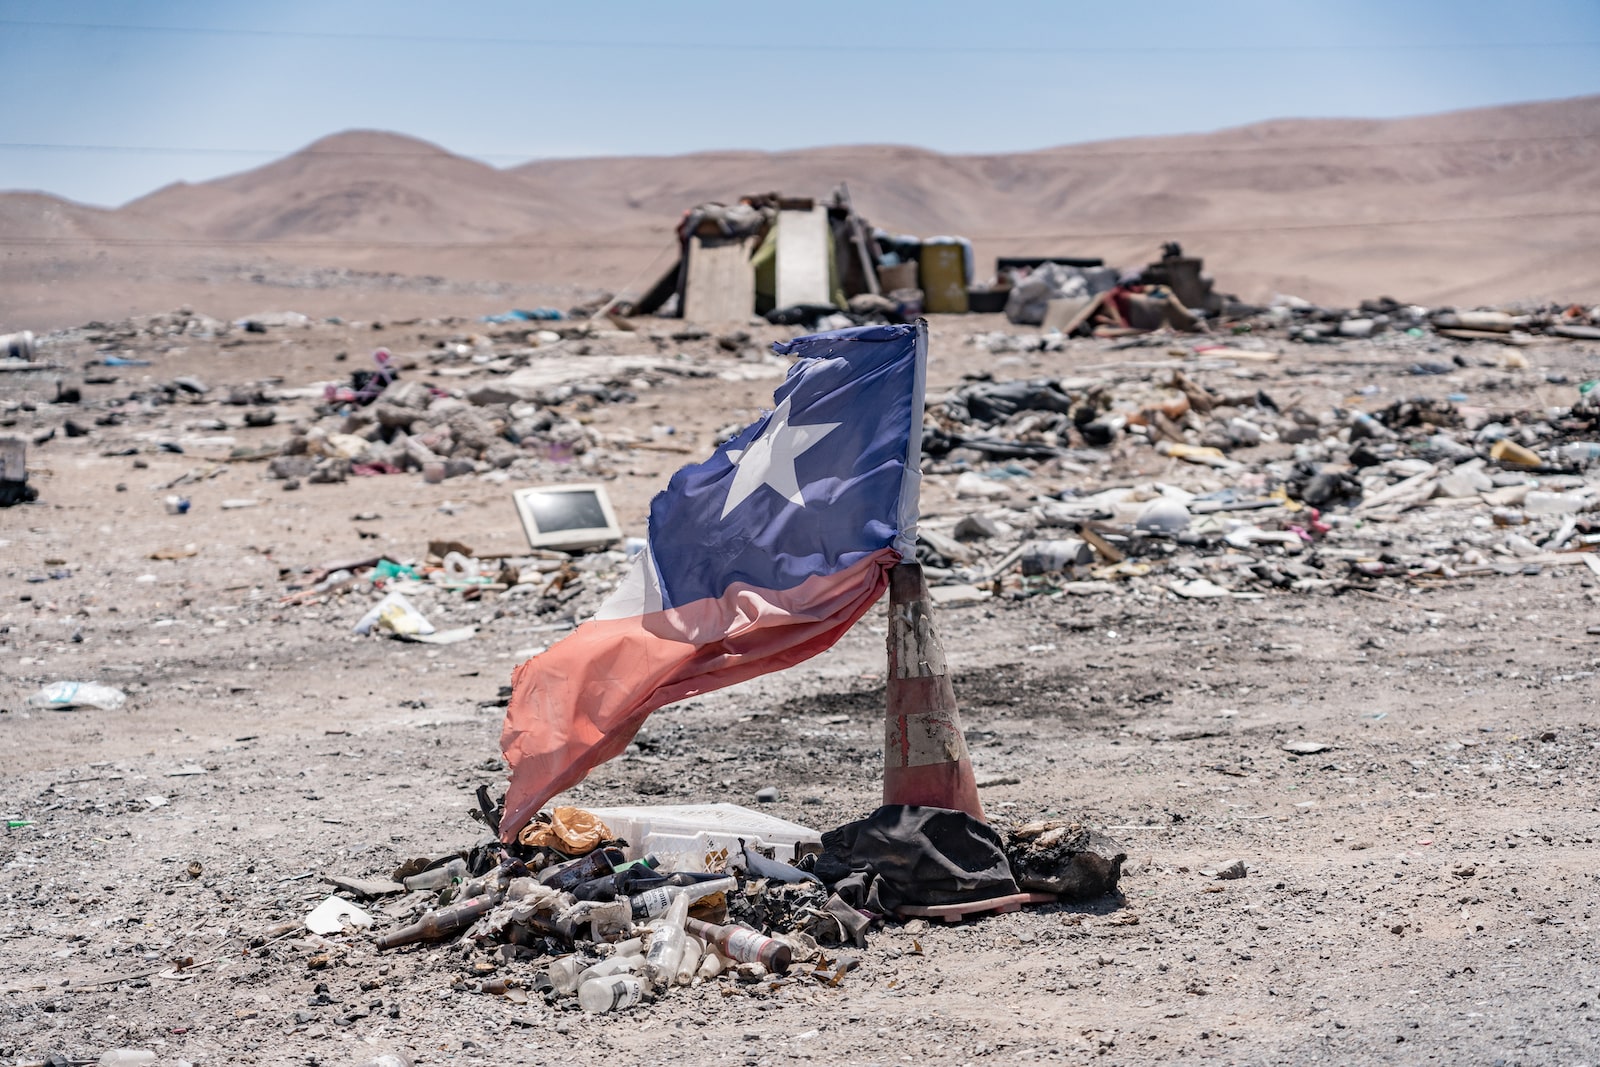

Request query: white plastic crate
[{"left": 583, "top": 803, "right": 822, "bottom": 873}]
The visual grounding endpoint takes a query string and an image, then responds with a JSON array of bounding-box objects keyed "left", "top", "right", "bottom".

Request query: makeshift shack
[{"left": 629, "top": 186, "right": 886, "bottom": 324}]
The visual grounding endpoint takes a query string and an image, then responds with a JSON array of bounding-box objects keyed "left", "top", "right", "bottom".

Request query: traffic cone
[{"left": 883, "top": 562, "right": 986, "bottom": 821}]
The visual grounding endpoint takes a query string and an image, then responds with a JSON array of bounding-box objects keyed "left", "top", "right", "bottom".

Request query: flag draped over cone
[
  {"left": 498, "top": 324, "right": 927, "bottom": 839},
  {"left": 883, "top": 562, "right": 986, "bottom": 821}
]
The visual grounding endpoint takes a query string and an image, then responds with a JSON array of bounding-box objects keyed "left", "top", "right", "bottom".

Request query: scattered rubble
[{"left": 934, "top": 314, "right": 1600, "bottom": 603}]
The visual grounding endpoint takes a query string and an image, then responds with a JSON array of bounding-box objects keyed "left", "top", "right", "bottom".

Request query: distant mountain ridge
[{"left": 3, "top": 95, "right": 1598, "bottom": 326}]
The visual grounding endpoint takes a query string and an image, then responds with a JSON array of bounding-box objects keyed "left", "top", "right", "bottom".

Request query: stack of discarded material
[
  {"left": 996, "top": 242, "right": 1225, "bottom": 335},
  {"left": 300, "top": 802, "right": 1123, "bottom": 1015},
  {"left": 629, "top": 185, "right": 913, "bottom": 327},
  {"left": 987, "top": 245, "right": 1600, "bottom": 343}
]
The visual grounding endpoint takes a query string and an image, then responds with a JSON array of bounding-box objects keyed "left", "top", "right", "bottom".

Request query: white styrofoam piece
[{"left": 305, "top": 895, "right": 373, "bottom": 935}]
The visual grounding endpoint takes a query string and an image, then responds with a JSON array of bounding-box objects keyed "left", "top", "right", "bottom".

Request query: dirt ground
[{"left": 4, "top": 311, "right": 1600, "bottom": 1066}]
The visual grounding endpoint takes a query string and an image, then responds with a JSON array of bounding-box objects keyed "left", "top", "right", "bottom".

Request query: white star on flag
[{"left": 720, "top": 395, "right": 841, "bottom": 519}]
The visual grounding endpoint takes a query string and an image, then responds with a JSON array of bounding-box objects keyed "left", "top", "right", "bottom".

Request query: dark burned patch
[
  {"left": 950, "top": 662, "right": 1106, "bottom": 722},
  {"left": 791, "top": 685, "right": 886, "bottom": 720},
  {"left": 774, "top": 660, "right": 1132, "bottom": 725}
]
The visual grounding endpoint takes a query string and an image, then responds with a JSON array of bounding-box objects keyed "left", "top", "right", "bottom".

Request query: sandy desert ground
[{"left": 4, "top": 305, "right": 1600, "bottom": 1065}]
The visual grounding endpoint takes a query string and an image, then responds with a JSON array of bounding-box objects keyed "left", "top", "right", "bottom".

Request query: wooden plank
[
  {"left": 776, "top": 206, "right": 831, "bottom": 309},
  {"left": 627, "top": 256, "right": 682, "bottom": 317},
  {"left": 835, "top": 183, "right": 881, "bottom": 296},
  {"left": 683, "top": 235, "right": 754, "bottom": 323}
]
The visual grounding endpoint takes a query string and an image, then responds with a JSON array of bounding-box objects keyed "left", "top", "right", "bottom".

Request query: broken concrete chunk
[{"left": 953, "top": 513, "right": 1003, "bottom": 541}]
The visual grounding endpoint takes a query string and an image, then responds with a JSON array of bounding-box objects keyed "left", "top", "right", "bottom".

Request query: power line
[
  {"left": 0, "top": 142, "right": 539, "bottom": 163},
  {"left": 2, "top": 208, "right": 1596, "bottom": 251},
  {"left": 3, "top": 17, "right": 1599, "bottom": 54},
  {"left": 0, "top": 236, "right": 672, "bottom": 250},
  {"left": 0, "top": 132, "right": 1595, "bottom": 165}
]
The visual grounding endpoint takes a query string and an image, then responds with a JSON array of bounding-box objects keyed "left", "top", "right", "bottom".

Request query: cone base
[{"left": 883, "top": 760, "right": 987, "bottom": 822}]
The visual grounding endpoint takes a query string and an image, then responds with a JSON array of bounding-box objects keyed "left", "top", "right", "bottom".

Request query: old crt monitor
[{"left": 512, "top": 483, "right": 622, "bottom": 552}]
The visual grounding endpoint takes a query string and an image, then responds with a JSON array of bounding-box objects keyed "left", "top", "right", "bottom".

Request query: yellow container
[
  {"left": 919, "top": 244, "right": 969, "bottom": 314},
  {"left": 1489, "top": 438, "right": 1541, "bottom": 467}
]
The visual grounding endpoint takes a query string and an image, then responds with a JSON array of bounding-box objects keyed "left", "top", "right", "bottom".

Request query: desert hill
[
  {"left": 2, "top": 95, "right": 1597, "bottom": 329},
  {"left": 122, "top": 131, "right": 605, "bottom": 243}
]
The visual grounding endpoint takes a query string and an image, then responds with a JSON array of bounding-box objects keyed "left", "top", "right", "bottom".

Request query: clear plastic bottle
[
  {"left": 577, "top": 973, "right": 643, "bottom": 1013},
  {"left": 98, "top": 1052, "right": 156, "bottom": 1067},
  {"left": 606, "top": 936, "right": 644, "bottom": 958},
  {"left": 675, "top": 934, "right": 706, "bottom": 986},
  {"left": 1557, "top": 442, "right": 1600, "bottom": 467},
  {"left": 402, "top": 857, "right": 466, "bottom": 892},
  {"left": 546, "top": 956, "right": 588, "bottom": 995},
  {"left": 577, "top": 951, "right": 642, "bottom": 988},
  {"left": 628, "top": 875, "right": 736, "bottom": 920},
  {"left": 695, "top": 947, "right": 728, "bottom": 983},
  {"left": 641, "top": 892, "right": 691, "bottom": 990}
]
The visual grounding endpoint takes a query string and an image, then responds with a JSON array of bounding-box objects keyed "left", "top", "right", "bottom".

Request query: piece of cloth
[
  {"left": 499, "top": 323, "right": 928, "bottom": 840},
  {"left": 814, "top": 805, "right": 1020, "bottom": 910}
]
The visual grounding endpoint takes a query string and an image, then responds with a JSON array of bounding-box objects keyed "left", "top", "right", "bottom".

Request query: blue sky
[{"left": 1, "top": 0, "right": 1597, "bottom": 207}]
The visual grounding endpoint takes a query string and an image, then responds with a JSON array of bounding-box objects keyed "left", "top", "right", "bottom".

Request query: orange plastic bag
[{"left": 517, "top": 806, "right": 613, "bottom": 854}]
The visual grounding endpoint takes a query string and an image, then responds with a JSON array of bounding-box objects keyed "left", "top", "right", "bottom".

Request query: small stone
[
  {"left": 754, "top": 787, "right": 779, "bottom": 803},
  {"left": 1215, "top": 860, "right": 1248, "bottom": 880},
  {"left": 953, "top": 513, "right": 1002, "bottom": 541},
  {"left": 1281, "top": 740, "right": 1329, "bottom": 755}
]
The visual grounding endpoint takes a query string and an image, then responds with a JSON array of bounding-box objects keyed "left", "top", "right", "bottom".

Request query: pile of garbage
[
  {"left": 982, "top": 264, "right": 1600, "bottom": 343},
  {"left": 6, "top": 311, "right": 800, "bottom": 499},
  {"left": 291, "top": 803, "right": 1123, "bottom": 1015},
  {"left": 1267, "top": 296, "right": 1600, "bottom": 345},
  {"left": 914, "top": 367, "right": 1600, "bottom": 600},
  {"left": 993, "top": 243, "right": 1222, "bottom": 334},
  {"left": 280, "top": 539, "right": 631, "bottom": 638}
]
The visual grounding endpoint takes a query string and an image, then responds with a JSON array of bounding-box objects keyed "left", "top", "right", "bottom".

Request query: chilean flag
[{"left": 499, "top": 322, "right": 927, "bottom": 839}]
